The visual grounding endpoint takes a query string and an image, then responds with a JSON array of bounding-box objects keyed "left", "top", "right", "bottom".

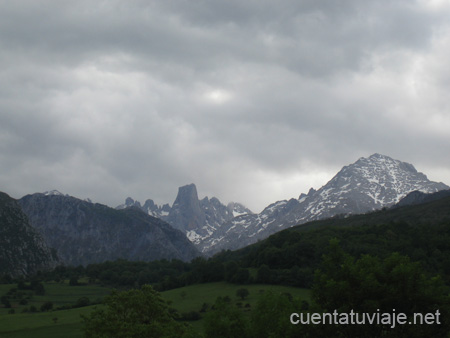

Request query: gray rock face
[
  {"left": 0, "top": 192, "right": 56, "bottom": 277},
  {"left": 117, "top": 183, "right": 253, "bottom": 245},
  {"left": 19, "top": 193, "right": 200, "bottom": 266},
  {"left": 167, "top": 184, "right": 206, "bottom": 232},
  {"left": 201, "top": 154, "right": 449, "bottom": 254}
]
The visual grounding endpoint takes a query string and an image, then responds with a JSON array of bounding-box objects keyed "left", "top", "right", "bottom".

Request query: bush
[
  {"left": 40, "top": 301, "right": 53, "bottom": 312},
  {"left": 1, "top": 296, "right": 11, "bottom": 308},
  {"left": 236, "top": 288, "right": 249, "bottom": 300},
  {"left": 199, "top": 302, "right": 209, "bottom": 313},
  {"left": 181, "top": 311, "right": 201, "bottom": 321},
  {"left": 74, "top": 297, "right": 90, "bottom": 308}
]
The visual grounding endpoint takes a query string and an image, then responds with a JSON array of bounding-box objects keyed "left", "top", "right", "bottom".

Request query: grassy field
[
  {"left": 0, "top": 306, "right": 99, "bottom": 338},
  {"left": 162, "top": 282, "right": 310, "bottom": 313},
  {"left": 0, "top": 282, "right": 111, "bottom": 316},
  {"left": 0, "top": 282, "right": 309, "bottom": 337},
  {"left": 0, "top": 281, "right": 111, "bottom": 338}
]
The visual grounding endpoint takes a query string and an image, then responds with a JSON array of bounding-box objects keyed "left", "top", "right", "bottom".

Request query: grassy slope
[{"left": 162, "top": 282, "right": 310, "bottom": 334}]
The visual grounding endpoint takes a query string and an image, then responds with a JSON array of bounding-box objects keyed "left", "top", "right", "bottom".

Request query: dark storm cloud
[{"left": 1, "top": 0, "right": 450, "bottom": 211}]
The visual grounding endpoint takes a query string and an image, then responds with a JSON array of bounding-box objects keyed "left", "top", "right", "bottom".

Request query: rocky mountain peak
[
  {"left": 297, "top": 154, "right": 449, "bottom": 222},
  {"left": 356, "top": 153, "right": 419, "bottom": 175},
  {"left": 126, "top": 197, "right": 141, "bottom": 208},
  {"left": 174, "top": 184, "right": 199, "bottom": 204},
  {"left": 167, "top": 184, "right": 205, "bottom": 232},
  {"left": 227, "top": 202, "right": 253, "bottom": 217},
  {"left": 43, "top": 190, "right": 64, "bottom": 196}
]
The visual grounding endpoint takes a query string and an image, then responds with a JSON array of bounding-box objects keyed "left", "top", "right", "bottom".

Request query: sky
[{"left": 1, "top": 0, "right": 450, "bottom": 212}]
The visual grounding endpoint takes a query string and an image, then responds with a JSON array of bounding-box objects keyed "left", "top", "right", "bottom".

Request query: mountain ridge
[
  {"left": 199, "top": 153, "right": 449, "bottom": 254},
  {"left": 18, "top": 193, "right": 200, "bottom": 266},
  {"left": 18, "top": 153, "right": 448, "bottom": 258}
]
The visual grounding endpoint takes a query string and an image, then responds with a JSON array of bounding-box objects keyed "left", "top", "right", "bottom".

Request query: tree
[
  {"left": 82, "top": 285, "right": 192, "bottom": 338},
  {"left": 231, "top": 268, "right": 250, "bottom": 284},
  {"left": 256, "top": 264, "right": 272, "bottom": 284},
  {"left": 69, "top": 276, "right": 79, "bottom": 286},
  {"left": 236, "top": 288, "right": 249, "bottom": 300},
  {"left": 1, "top": 296, "right": 11, "bottom": 308},
  {"left": 312, "top": 239, "right": 450, "bottom": 337},
  {"left": 34, "top": 282, "right": 45, "bottom": 295},
  {"left": 74, "top": 297, "right": 90, "bottom": 308},
  {"left": 204, "top": 297, "right": 250, "bottom": 338},
  {"left": 250, "top": 290, "right": 306, "bottom": 338},
  {"left": 40, "top": 301, "right": 53, "bottom": 312},
  {"left": 224, "top": 261, "right": 239, "bottom": 282}
]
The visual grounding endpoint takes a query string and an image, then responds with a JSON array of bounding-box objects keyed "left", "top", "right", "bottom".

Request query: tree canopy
[
  {"left": 82, "top": 285, "right": 192, "bottom": 338},
  {"left": 312, "top": 239, "right": 450, "bottom": 337}
]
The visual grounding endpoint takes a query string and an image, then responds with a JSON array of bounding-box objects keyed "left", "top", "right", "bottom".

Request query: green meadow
[
  {"left": 0, "top": 281, "right": 111, "bottom": 338},
  {"left": 0, "top": 306, "right": 98, "bottom": 338},
  {"left": 163, "top": 282, "right": 310, "bottom": 333},
  {"left": 163, "top": 282, "right": 310, "bottom": 313},
  {"left": 0, "top": 281, "right": 309, "bottom": 338}
]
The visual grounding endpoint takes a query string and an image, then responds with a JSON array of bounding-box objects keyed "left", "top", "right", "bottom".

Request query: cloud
[{"left": 1, "top": 0, "right": 450, "bottom": 211}]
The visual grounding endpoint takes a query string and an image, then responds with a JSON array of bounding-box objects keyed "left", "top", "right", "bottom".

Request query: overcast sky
[{"left": 1, "top": 0, "right": 450, "bottom": 212}]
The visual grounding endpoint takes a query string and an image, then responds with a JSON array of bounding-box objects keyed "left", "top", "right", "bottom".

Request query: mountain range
[
  {"left": 119, "top": 154, "right": 448, "bottom": 254},
  {"left": 2, "top": 153, "right": 449, "bottom": 276}
]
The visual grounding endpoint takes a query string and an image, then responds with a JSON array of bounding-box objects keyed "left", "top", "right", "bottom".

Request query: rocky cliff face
[
  {"left": 167, "top": 184, "right": 206, "bottom": 232},
  {"left": 200, "top": 154, "right": 449, "bottom": 254},
  {"left": 0, "top": 192, "right": 56, "bottom": 277},
  {"left": 19, "top": 193, "right": 200, "bottom": 266}
]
